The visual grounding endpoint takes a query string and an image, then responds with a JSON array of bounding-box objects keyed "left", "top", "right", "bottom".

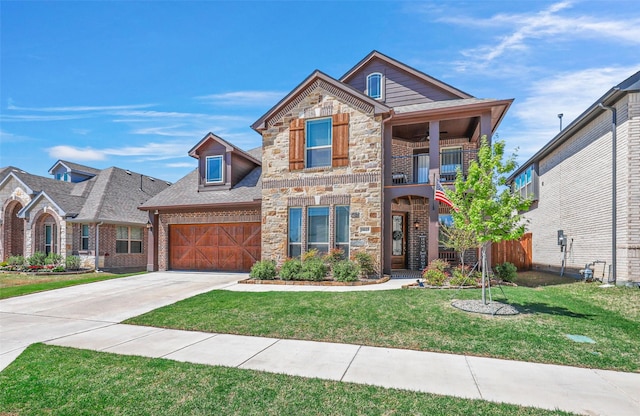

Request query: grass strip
[
  {"left": 0, "top": 272, "right": 145, "bottom": 299},
  {"left": 0, "top": 344, "right": 573, "bottom": 416},
  {"left": 125, "top": 283, "right": 640, "bottom": 372}
]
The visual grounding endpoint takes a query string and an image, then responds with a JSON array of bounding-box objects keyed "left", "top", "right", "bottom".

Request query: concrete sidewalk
[
  {"left": 43, "top": 323, "right": 640, "bottom": 416},
  {"left": 2, "top": 271, "right": 640, "bottom": 415}
]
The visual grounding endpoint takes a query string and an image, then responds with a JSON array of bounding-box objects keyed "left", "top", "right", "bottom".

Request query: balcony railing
[{"left": 390, "top": 149, "right": 479, "bottom": 185}]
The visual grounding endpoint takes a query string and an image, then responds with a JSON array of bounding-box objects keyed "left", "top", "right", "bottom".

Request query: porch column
[
  {"left": 146, "top": 211, "right": 159, "bottom": 272},
  {"left": 428, "top": 120, "right": 440, "bottom": 263},
  {"left": 382, "top": 123, "right": 393, "bottom": 275}
]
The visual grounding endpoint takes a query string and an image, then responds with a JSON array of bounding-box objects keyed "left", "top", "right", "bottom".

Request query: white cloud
[
  {"left": 505, "top": 65, "right": 639, "bottom": 163},
  {"left": 0, "top": 130, "right": 35, "bottom": 143},
  {"left": 196, "top": 91, "right": 286, "bottom": 107},
  {"left": 6, "top": 103, "right": 155, "bottom": 112},
  {"left": 165, "top": 162, "right": 196, "bottom": 168},
  {"left": 1, "top": 114, "right": 88, "bottom": 122},
  {"left": 48, "top": 145, "right": 106, "bottom": 161},
  {"left": 439, "top": 1, "right": 640, "bottom": 69},
  {"left": 47, "top": 141, "right": 191, "bottom": 162}
]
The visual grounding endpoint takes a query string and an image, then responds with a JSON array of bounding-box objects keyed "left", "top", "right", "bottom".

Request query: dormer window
[
  {"left": 206, "top": 155, "right": 224, "bottom": 184},
  {"left": 366, "top": 73, "right": 382, "bottom": 99},
  {"left": 55, "top": 172, "right": 69, "bottom": 182}
]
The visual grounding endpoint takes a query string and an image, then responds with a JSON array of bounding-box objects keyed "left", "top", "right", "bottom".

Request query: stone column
[{"left": 382, "top": 123, "right": 393, "bottom": 275}]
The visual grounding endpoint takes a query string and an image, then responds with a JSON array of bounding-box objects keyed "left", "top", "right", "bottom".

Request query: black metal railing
[{"left": 390, "top": 149, "right": 479, "bottom": 185}]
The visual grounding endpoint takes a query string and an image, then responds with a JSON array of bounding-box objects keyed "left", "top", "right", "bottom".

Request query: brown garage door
[{"left": 169, "top": 223, "right": 261, "bottom": 272}]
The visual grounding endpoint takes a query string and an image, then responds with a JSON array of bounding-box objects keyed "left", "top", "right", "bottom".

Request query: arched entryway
[
  {"left": 3, "top": 200, "right": 25, "bottom": 259},
  {"left": 33, "top": 213, "right": 58, "bottom": 255}
]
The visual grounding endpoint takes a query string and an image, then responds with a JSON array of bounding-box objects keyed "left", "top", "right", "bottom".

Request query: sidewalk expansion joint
[
  {"left": 159, "top": 332, "right": 219, "bottom": 359},
  {"left": 465, "top": 355, "right": 484, "bottom": 400},
  {"left": 340, "top": 345, "right": 362, "bottom": 381},
  {"left": 236, "top": 338, "right": 281, "bottom": 368}
]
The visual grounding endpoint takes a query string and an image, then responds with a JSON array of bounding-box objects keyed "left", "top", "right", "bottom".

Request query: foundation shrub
[
  {"left": 65, "top": 255, "right": 81, "bottom": 271},
  {"left": 279, "top": 258, "right": 302, "bottom": 281},
  {"left": 249, "top": 260, "right": 277, "bottom": 280},
  {"left": 332, "top": 260, "right": 360, "bottom": 282},
  {"left": 299, "top": 257, "right": 328, "bottom": 281},
  {"left": 495, "top": 262, "right": 517, "bottom": 283}
]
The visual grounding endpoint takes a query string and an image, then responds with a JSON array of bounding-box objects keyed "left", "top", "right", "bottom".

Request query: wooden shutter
[
  {"left": 289, "top": 118, "right": 305, "bottom": 171},
  {"left": 332, "top": 113, "right": 350, "bottom": 167}
]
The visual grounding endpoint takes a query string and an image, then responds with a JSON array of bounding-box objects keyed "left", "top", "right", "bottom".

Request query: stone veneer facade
[{"left": 260, "top": 87, "right": 383, "bottom": 272}]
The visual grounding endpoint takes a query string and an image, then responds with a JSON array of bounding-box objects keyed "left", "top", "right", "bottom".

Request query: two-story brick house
[
  {"left": 142, "top": 51, "right": 512, "bottom": 275},
  {"left": 507, "top": 71, "right": 640, "bottom": 285}
]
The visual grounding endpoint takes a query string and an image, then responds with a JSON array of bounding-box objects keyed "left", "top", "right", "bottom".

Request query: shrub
[
  {"left": 423, "top": 268, "right": 447, "bottom": 286},
  {"left": 352, "top": 251, "right": 376, "bottom": 278},
  {"left": 45, "top": 253, "right": 63, "bottom": 266},
  {"left": 249, "top": 260, "right": 277, "bottom": 280},
  {"left": 65, "top": 255, "right": 81, "bottom": 271},
  {"left": 52, "top": 265, "right": 66, "bottom": 272},
  {"left": 323, "top": 248, "right": 346, "bottom": 267},
  {"left": 279, "top": 258, "right": 302, "bottom": 280},
  {"left": 428, "top": 258, "right": 450, "bottom": 272},
  {"left": 301, "top": 249, "right": 320, "bottom": 262},
  {"left": 7, "top": 255, "right": 25, "bottom": 267},
  {"left": 27, "top": 252, "right": 47, "bottom": 267},
  {"left": 299, "top": 257, "right": 328, "bottom": 281},
  {"left": 495, "top": 262, "right": 518, "bottom": 283},
  {"left": 450, "top": 269, "right": 472, "bottom": 286},
  {"left": 332, "top": 260, "right": 360, "bottom": 282}
]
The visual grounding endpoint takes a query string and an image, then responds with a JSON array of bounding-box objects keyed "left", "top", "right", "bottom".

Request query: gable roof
[
  {"left": 140, "top": 166, "right": 262, "bottom": 210},
  {"left": 508, "top": 70, "right": 640, "bottom": 182},
  {"left": 251, "top": 70, "right": 391, "bottom": 132},
  {"left": 188, "top": 132, "right": 261, "bottom": 165},
  {"left": 48, "top": 160, "right": 101, "bottom": 176},
  {"left": 340, "top": 50, "right": 473, "bottom": 100}
]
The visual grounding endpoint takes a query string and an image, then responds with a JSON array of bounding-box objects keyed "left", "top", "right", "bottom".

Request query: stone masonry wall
[{"left": 261, "top": 87, "right": 383, "bottom": 272}]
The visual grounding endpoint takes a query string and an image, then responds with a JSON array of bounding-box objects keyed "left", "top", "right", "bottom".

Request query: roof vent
[
  {"left": 125, "top": 170, "right": 132, "bottom": 175},
  {"left": 148, "top": 177, "right": 155, "bottom": 182}
]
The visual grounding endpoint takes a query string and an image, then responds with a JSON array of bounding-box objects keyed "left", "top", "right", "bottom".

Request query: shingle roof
[
  {"left": 140, "top": 166, "right": 262, "bottom": 210},
  {"left": 1, "top": 162, "right": 171, "bottom": 225}
]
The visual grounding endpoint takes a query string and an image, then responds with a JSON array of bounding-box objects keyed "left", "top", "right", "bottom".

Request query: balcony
[{"left": 390, "top": 149, "right": 478, "bottom": 185}]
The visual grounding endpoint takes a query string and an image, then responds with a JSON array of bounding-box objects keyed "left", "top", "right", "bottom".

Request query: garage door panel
[{"left": 169, "top": 223, "right": 260, "bottom": 272}]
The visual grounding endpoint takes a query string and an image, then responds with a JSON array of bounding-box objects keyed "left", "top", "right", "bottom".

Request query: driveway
[{"left": 0, "top": 271, "right": 240, "bottom": 370}]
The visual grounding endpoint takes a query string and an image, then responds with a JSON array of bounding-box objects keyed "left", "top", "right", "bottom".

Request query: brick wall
[{"left": 524, "top": 94, "right": 639, "bottom": 283}]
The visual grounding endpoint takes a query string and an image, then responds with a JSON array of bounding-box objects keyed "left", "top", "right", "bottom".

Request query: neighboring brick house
[
  {"left": 507, "top": 71, "right": 640, "bottom": 285},
  {"left": 0, "top": 160, "right": 171, "bottom": 272},
  {"left": 252, "top": 51, "right": 513, "bottom": 276},
  {"left": 139, "top": 134, "right": 262, "bottom": 272},
  {"left": 141, "top": 51, "right": 512, "bottom": 275}
]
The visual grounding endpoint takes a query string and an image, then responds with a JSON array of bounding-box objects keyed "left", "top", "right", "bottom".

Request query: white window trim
[
  {"left": 205, "top": 155, "right": 224, "bottom": 184},
  {"left": 305, "top": 117, "right": 332, "bottom": 169},
  {"left": 116, "top": 226, "right": 143, "bottom": 254},
  {"left": 366, "top": 72, "right": 383, "bottom": 100}
]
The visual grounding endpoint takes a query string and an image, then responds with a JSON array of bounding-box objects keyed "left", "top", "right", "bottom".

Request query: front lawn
[
  {"left": 126, "top": 278, "right": 640, "bottom": 372},
  {"left": 0, "top": 271, "right": 145, "bottom": 299},
  {"left": 0, "top": 344, "right": 571, "bottom": 416}
]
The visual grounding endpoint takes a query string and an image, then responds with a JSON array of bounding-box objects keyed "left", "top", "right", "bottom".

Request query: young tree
[{"left": 446, "top": 136, "right": 531, "bottom": 304}]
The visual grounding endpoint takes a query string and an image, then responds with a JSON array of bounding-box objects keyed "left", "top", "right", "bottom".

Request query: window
[
  {"left": 55, "top": 172, "right": 69, "bottom": 182},
  {"left": 335, "top": 206, "right": 350, "bottom": 257},
  {"left": 440, "top": 147, "right": 462, "bottom": 181},
  {"left": 513, "top": 165, "right": 537, "bottom": 200},
  {"left": 81, "top": 224, "right": 89, "bottom": 251},
  {"left": 44, "top": 224, "right": 55, "bottom": 255},
  {"left": 439, "top": 214, "right": 454, "bottom": 247},
  {"left": 288, "top": 207, "right": 302, "bottom": 258},
  {"left": 306, "top": 118, "right": 332, "bottom": 168},
  {"left": 116, "top": 226, "right": 143, "bottom": 254},
  {"left": 308, "top": 206, "right": 330, "bottom": 254},
  {"left": 366, "top": 73, "right": 382, "bottom": 99},
  {"left": 206, "top": 155, "right": 224, "bottom": 184}
]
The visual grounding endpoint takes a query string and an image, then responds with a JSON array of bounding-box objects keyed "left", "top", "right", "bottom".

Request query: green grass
[
  {"left": 0, "top": 271, "right": 145, "bottom": 299},
  {"left": 0, "top": 344, "right": 572, "bottom": 416},
  {"left": 126, "top": 279, "right": 640, "bottom": 372}
]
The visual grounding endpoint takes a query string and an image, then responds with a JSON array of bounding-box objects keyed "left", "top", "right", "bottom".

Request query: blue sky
[{"left": 1, "top": 0, "right": 639, "bottom": 183}]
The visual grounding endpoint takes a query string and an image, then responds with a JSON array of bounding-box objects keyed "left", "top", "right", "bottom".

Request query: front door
[{"left": 391, "top": 212, "right": 406, "bottom": 269}]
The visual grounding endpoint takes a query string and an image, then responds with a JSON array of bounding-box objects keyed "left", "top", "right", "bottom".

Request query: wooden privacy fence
[{"left": 491, "top": 233, "right": 532, "bottom": 270}]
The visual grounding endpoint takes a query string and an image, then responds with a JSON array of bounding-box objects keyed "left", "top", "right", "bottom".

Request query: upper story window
[
  {"left": 55, "top": 172, "right": 69, "bottom": 182},
  {"left": 513, "top": 165, "right": 538, "bottom": 201},
  {"left": 306, "top": 118, "right": 332, "bottom": 168},
  {"left": 366, "top": 73, "right": 382, "bottom": 99},
  {"left": 206, "top": 155, "right": 224, "bottom": 184}
]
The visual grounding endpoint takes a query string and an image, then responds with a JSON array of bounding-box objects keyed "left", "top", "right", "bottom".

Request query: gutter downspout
[
  {"left": 95, "top": 222, "right": 103, "bottom": 272},
  {"left": 598, "top": 102, "right": 617, "bottom": 285}
]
